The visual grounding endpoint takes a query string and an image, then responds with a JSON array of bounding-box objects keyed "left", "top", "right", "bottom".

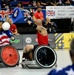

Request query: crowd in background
[
  {"left": 0, "top": 0, "right": 74, "bottom": 34},
  {"left": 0, "top": 0, "right": 74, "bottom": 11},
  {"left": 1, "top": 0, "right": 74, "bottom": 9}
]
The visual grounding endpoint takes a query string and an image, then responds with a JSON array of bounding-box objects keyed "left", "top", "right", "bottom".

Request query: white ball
[{"left": 2, "top": 22, "right": 10, "bottom": 30}]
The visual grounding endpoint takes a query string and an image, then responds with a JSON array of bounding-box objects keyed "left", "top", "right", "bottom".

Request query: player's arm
[
  {"left": 28, "top": 20, "right": 46, "bottom": 31},
  {"left": 13, "top": 29, "right": 18, "bottom": 35},
  {"left": 5, "top": 30, "right": 15, "bottom": 41},
  {"left": 27, "top": 20, "right": 37, "bottom": 29}
]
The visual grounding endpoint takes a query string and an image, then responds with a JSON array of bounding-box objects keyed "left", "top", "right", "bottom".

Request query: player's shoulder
[
  {"left": 48, "top": 65, "right": 73, "bottom": 75},
  {"left": 48, "top": 67, "right": 63, "bottom": 75},
  {"left": 55, "top": 65, "right": 74, "bottom": 75}
]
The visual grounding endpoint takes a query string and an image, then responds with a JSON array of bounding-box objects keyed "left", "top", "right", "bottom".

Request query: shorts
[{"left": 32, "top": 45, "right": 39, "bottom": 54}]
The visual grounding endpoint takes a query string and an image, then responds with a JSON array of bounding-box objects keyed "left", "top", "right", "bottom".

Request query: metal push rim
[{"left": 34, "top": 46, "right": 57, "bottom": 68}]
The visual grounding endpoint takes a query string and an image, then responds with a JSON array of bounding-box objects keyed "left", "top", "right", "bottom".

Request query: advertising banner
[
  {"left": 55, "top": 33, "right": 74, "bottom": 49},
  {"left": 46, "top": 6, "right": 74, "bottom": 19},
  {"left": 10, "top": 34, "right": 55, "bottom": 50}
]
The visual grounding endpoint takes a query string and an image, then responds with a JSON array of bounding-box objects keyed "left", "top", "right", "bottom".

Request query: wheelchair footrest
[
  {"left": 0, "top": 63, "right": 8, "bottom": 68},
  {"left": 21, "top": 60, "right": 42, "bottom": 69}
]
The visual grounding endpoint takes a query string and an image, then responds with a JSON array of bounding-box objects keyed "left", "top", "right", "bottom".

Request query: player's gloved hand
[
  {"left": 11, "top": 36, "right": 15, "bottom": 41},
  {"left": 29, "top": 8, "right": 33, "bottom": 17},
  {"left": 25, "top": 15, "right": 29, "bottom": 22}
]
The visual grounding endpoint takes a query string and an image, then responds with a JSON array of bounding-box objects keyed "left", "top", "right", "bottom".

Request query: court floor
[
  {"left": 0, "top": 66, "right": 51, "bottom": 75},
  {"left": 0, "top": 50, "right": 72, "bottom": 75}
]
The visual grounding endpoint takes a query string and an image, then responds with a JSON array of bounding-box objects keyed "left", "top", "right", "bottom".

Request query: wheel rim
[
  {"left": 1, "top": 45, "right": 19, "bottom": 66},
  {"left": 34, "top": 46, "right": 57, "bottom": 68}
]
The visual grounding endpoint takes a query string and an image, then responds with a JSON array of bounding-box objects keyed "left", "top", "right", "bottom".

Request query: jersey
[
  {"left": 48, "top": 64, "right": 74, "bottom": 75},
  {"left": 0, "top": 30, "right": 13, "bottom": 46},
  {"left": 10, "top": 24, "right": 17, "bottom": 33},
  {"left": 34, "top": 11, "right": 44, "bottom": 21},
  {"left": 37, "top": 32, "right": 48, "bottom": 45}
]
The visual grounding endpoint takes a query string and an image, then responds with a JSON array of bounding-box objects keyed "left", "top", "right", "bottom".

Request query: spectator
[
  {"left": 43, "top": 17, "right": 57, "bottom": 33},
  {"left": 9, "top": 19, "right": 19, "bottom": 35},
  {"left": 32, "top": 1, "right": 43, "bottom": 7},
  {"left": 17, "top": 2, "right": 23, "bottom": 9},
  {"left": 1, "top": 0, "right": 12, "bottom": 8},
  {"left": 5, "top": 5, "right": 10, "bottom": 12},
  {"left": 49, "top": 0, "right": 60, "bottom": 6},
  {"left": 32, "top": 0, "right": 36, "bottom": 7},
  {"left": 48, "top": 38, "right": 74, "bottom": 75},
  {"left": 36, "top": 1, "right": 43, "bottom": 7},
  {"left": 5, "top": 16, "right": 19, "bottom": 35},
  {"left": 33, "top": 7, "right": 44, "bottom": 21},
  {"left": 5, "top": 15, "right": 10, "bottom": 22},
  {"left": 40, "top": 0, "right": 48, "bottom": 6},
  {"left": 64, "top": 0, "right": 71, "bottom": 5}
]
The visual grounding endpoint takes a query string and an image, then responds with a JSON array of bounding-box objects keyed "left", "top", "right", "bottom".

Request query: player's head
[
  {"left": 35, "top": 19, "right": 42, "bottom": 26},
  {"left": 70, "top": 38, "right": 74, "bottom": 64}
]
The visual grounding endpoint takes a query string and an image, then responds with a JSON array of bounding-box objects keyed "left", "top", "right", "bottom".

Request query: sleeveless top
[{"left": 37, "top": 32, "right": 48, "bottom": 45}]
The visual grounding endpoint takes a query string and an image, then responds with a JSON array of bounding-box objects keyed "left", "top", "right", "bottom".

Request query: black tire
[{"left": 34, "top": 46, "right": 57, "bottom": 68}]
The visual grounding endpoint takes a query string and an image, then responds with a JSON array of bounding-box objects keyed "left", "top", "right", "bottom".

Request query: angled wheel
[
  {"left": 0, "top": 45, "right": 19, "bottom": 67},
  {"left": 34, "top": 46, "right": 57, "bottom": 68}
]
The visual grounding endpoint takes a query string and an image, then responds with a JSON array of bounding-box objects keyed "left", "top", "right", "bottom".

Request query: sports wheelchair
[{"left": 21, "top": 45, "right": 57, "bottom": 69}]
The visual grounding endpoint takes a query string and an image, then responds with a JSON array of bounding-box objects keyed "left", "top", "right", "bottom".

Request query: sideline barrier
[
  {"left": 10, "top": 33, "right": 74, "bottom": 50},
  {"left": 55, "top": 33, "right": 74, "bottom": 49},
  {"left": 10, "top": 34, "right": 55, "bottom": 50}
]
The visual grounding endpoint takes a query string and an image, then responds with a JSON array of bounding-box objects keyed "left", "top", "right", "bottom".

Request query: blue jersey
[
  {"left": 48, "top": 64, "right": 74, "bottom": 75},
  {"left": 0, "top": 30, "right": 13, "bottom": 37}
]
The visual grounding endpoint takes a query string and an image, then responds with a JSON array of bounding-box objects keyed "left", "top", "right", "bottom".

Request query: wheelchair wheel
[
  {"left": 0, "top": 45, "right": 19, "bottom": 67},
  {"left": 34, "top": 46, "right": 57, "bottom": 68}
]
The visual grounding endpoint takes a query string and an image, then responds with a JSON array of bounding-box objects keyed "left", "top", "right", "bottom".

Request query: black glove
[
  {"left": 29, "top": 9, "right": 33, "bottom": 17},
  {"left": 30, "top": 12, "right": 33, "bottom": 17}
]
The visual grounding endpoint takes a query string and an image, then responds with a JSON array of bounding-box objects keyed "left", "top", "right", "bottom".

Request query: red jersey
[
  {"left": 10, "top": 24, "right": 17, "bottom": 33},
  {"left": 37, "top": 32, "right": 48, "bottom": 45},
  {"left": 34, "top": 11, "right": 44, "bottom": 21}
]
